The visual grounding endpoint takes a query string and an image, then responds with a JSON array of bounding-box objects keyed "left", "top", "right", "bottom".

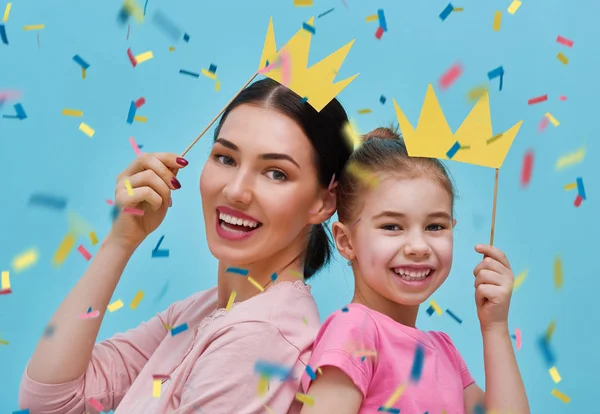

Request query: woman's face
[{"left": 200, "top": 104, "right": 329, "bottom": 267}]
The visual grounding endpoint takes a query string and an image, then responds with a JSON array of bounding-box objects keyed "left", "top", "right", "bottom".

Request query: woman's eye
[
  {"left": 426, "top": 224, "right": 446, "bottom": 231},
  {"left": 215, "top": 154, "right": 235, "bottom": 166},
  {"left": 266, "top": 170, "right": 287, "bottom": 181},
  {"left": 382, "top": 224, "right": 401, "bottom": 231}
]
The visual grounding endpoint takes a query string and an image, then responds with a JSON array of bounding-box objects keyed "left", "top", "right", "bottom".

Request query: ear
[
  {"left": 452, "top": 218, "right": 457, "bottom": 228},
  {"left": 332, "top": 221, "right": 355, "bottom": 262},
  {"left": 308, "top": 182, "right": 338, "bottom": 225}
]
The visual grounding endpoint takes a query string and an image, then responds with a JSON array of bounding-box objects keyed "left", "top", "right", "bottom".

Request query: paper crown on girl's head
[
  {"left": 392, "top": 84, "right": 523, "bottom": 169},
  {"left": 259, "top": 17, "right": 359, "bottom": 112}
]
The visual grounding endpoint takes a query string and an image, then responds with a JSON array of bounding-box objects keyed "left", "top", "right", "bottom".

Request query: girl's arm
[{"left": 301, "top": 367, "right": 363, "bottom": 414}]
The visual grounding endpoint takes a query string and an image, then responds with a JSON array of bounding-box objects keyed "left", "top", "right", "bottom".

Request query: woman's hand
[
  {"left": 107, "top": 153, "right": 188, "bottom": 251},
  {"left": 473, "top": 244, "right": 515, "bottom": 332}
]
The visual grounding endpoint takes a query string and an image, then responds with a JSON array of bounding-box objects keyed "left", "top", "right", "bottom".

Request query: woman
[{"left": 19, "top": 78, "right": 353, "bottom": 413}]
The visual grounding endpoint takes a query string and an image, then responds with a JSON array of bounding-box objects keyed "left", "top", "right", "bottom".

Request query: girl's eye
[
  {"left": 426, "top": 223, "right": 446, "bottom": 231},
  {"left": 214, "top": 154, "right": 235, "bottom": 166},
  {"left": 382, "top": 224, "right": 401, "bottom": 231},
  {"left": 266, "top": 170, "right": 288, "bottom": 182}
]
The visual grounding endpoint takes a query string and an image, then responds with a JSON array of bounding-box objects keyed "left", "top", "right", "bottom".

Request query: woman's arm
[{"left": 301, "top": 367, "right": 363, "bottom": 414}]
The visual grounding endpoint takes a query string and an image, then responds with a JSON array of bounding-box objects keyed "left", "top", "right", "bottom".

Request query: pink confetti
[
  {"left": 79, "top": 310, "right": 100, "bottom": 319},
  {"left": 538, "top": 117, "right": 549, "bottom": 133},
  {"left": 280, "top": 51, "right": 291, "bottom": 87},
  {"left": 574, "top": 194, "right": 583, "bottom": 207},
  {"left": 134, "top": 97, "right": 146, "bottom": 108},
  {"left": 127, "top": 48, "right": 137, "bottom": 67},
  {"left": 375, "top": 26, "right": 384, "bottom": 39},
  {"left": 515, "top": 328, "right": 522, "bottom": 350},
  {"left": 106, "top": 199, "right": 115, "bottom": 205},
  {"left": 439, "top": 63, "right": 463, "bottom": 90},
  {"left": 77, "top": 245, "right": 92, "bottom": 261},
  {"left": 0, "top": 90, "right": 22, "bottom": 101},
  {"left": 559, "top": 96, "right": 567, "bottom": 101},
  {"left": 556, "top": 36, "right": 573, "bottom": 48},
  {"left": 88, "top": 397, "right": 104, "bottom": 411},
  {"left": 123, "top": 207, "right": 145, "bottom": 216},
  {"left": 328, "top": 174, "right": 336, "bottom": 191},
  {"left": 129, "top": 136, "right": 143, "bottom": 157}
]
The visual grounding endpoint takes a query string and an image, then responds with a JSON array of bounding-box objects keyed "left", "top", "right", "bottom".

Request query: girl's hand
[{"left": 473, "top": 244, "right": 514, "bottom": 332}]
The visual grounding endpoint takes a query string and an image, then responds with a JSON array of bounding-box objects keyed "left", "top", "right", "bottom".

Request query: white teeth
[
  {"left": 219, "top": 213, "right": 259, "bottom": 228},
  {"left": 393, "top": 268, "right": 432, "bottom": 281}
]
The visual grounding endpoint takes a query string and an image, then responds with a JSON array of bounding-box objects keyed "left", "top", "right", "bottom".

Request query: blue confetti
[
  {"left": 317, "top": 8, "right": 335, "bottom": 18},
  {"left": 474, "top": 403, "right": 486, "bottom": 414},
  {"left": 380, "top": 95, "right": 387, "bottom": 104},
  {"left": 487, "top": 66, "right": 505, "bottom": 91},
  {"left": 426, "top": 305, "right": 435, "bottom": 316},
  {"left": 439, "top": 3, "right": 453, "bottom": 21},
  {"left": 226, "top": 267, "right": 249, "bottom": 276},
  {"left": 300, "top": 97, "right": 309, "bottom": 103},
  {"left": 377, "top": 407, "right": 400, "bottom": 413},
  {"left": 576, "top": 177, "right": 586, "bottom": 200},
  {"left": 171, "top": 322, "right": 188, "bottom": 336},
  {"left": 180, "top": 69, "right": 200, "bottom": 78},
  {"left": 152, "top": 10, "right": 182, "bottom": 40},
  {"left": 537, "top": 335, "right": 556, "bottom": 367},
  {"left": 28, "top": 193, "right": 67, "bottom": 210},
  {"left": 144, "top": 0, "right": 149, "bottom": 15},
  {"left": 445, "top": 309, "right": 463, "bottom": 324},
  {"left": 183, "top": 33, "right": 190, "bottom": 42},
  {"left": 72, "top": 54, "right": 90, "bottom": 70},
  {"left": 254, "top": 360, "right": 293, "bottom": 381},
  {"left": 410, "top": 344, "right": 425, "bottom": 382},
  {"left": 0, "top": 24, "right": 8, "bottom": 44},
  {"left": 13, "top": 409, "right": 30, "bottom": 414},
  {"left": 152, "top": 235, "right": 170, "bottom": 258},
  {"left": 305, "top": 365, "right": 316, "bottom": 380},
  {"left": 270, "top": 272, "right": 278, "bottom": 282},
  {"left": 302, "top": 22, "right": 315, "bottom": 35},
  {"left": 446, "top": 141, "right": 461, "bottom": 159},
  {"left": 341, "top": 306, "right": 349, "bottom": 312},
  {"left": 126, "top": 101, "right": 137, "bottom": 124},
  {"left": 208, "top": 64, "right": 217, "bottom": 74},
  {"left": 377, "top": 9, "right": 387, "bottom": 32}
]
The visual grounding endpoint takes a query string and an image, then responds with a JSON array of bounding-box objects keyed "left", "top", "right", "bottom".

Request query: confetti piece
[
  {"left": 201, "top": 68, "right": 217, "bottom": 80},
  {"left": 293, "top": 0, "right": 313, "bottom": 6},
  {"left": 226, "top": 290, "right": 236, "bottom": 311},
  {"left": 380, "top": 95, "right": 387, "bottom": 104},
  {"left": 342, "top": 120, "right": 361, "bottom": 149},
  {"left": 134, "top": 115, "right": 147, "bottom": 123},
  {"left": 564, "top": 182, "right": 577, "bottom": 191},
  {"left": 72, "top": 55, "right": 90, "bottom": 70},
  {"left": 169, "top": 46, "right": 176, "bottom": 51},
  {"left": 538, "top": 116, "right": 549, "bottom": 133},
  {"left": 302, "top": 22, "right": 316, "bottom": 35},
  {"left": 375, "top": 26, "right": 384, "bottom": 39},
  {"left": 215, "top": 81, "right": 221, "bottom": 91},
  {"left": 127, "top": 48, "right": 137, "bottom": 67},
  {"left": 378, "top": 9, "right": 387, "bottom": 31},
  {"left": 426, "top": 305, "right": 435, "bottom": 316},
  {"left": 129, "top": 136, "right": 143, "bottom": 156},
  {"left": 552, "top": 389, "right": 570, "bottom": 403},
  {"left": 346, "top": 162, "right": 379, "bottom": 187},
  {"left": 135, "top": 50, "right": 154, "bottom": 64},
  {"left": 378, "top": 408, "right": 400, "bottom": 414},
  {"left": 366, "top": 14, "right": 378, "bottom": 23},
  {"left": 130, "top": 290, "right": 144, "bottom": 309},
  {"left": 520, "top": 150, "right": 534, "bottom": 188},
  {"left": 123, "top": 207, "right": 144, "bottom": 216},
  {"left": 226, "top": 267, "right": 249, "bottom": 276},
  {"left": 538, "top": 335, "right": 556, "bottom": 367},
  {"left": 559, "top": 95, "right": 567, "bottom": 101},
  {"left": 152, "top": 10, "right": 182, "bottom": 40},
  {"left": 556, "top": 36, "right": 574, "bottom": 48},
  {"left": 77, "top": 245, "right": 92, "bottom": 261},
  {"left": 124, "top": 179, "right": 134, "bottom": 196},
  {"left": 78, "top": 310, "right": 100, "bottom": 319},
  {"left": 574, "top": 194, "right": 583, "bottom": 207},
  {"left": 528, "top": 94, "right": 548, "bottom": 105},
  {"left": 81, "top": 68, "right": 86, "bottom": 79},
  {"left": 171, "top": 322, "right": 188, "bottom": 336},
  {"left": 439, "top": 63, "right": 463, "bottom": 90},
  {"left": 507, "top": 0, "right": 522, "bottom": 14},
  {"left": 2, "top": 103, "right": 27, "bottom": 119},
  {"left": 452, "top": 7, "right": 464, "bottom": 12},
  {"left": 318, "top": 8, "right": 335, "bottom": 18},
  {"left": 255, "top": 360, "right": 293, "bottom": 381},
  {"left": 153, "top": 379, "right": 162, "bottom": 397},
  {"left": 545, "top": 112, "right": 560, "bottom": 127},
  {"left": 247, "top": 276, "right": 264, "bottom": 292},
  {"left": 62, "top": 109, "right": 83, "bottom": 117},
  {"left": 0, "top": 339, "right": 9, "bottom": 345},
  {"left": 467, "top": 85, "right": 488, "bottom": 102},
  {"left": 13, "top": 248, "right": 38, "bottom": 272},
  {"left": 545, "top": 320, "right": 556, "bottom": 342},
  {"left": 515, "top": 328, "right": 522, "bottom": 350},
  {"left": 556, "top": 53, "right": 568, "bottom": 65},
  {"left": 23, "top": 24, "right": 44, "bottom": 31},
  {"left": 487, "top": 66, "right": 504, "bottom": 91},
  {"left": 126, "top": 101, "right": 137, "bottom": 124},
  {"left": 90, "top": 399, "right": 105, "bottom": 414},
  {"left": 410, "top": 345, "right": 425, "bottom": 381},
  {"left": 305, "top": 365, "right": 317, "bottom": 380},
  {"left": 576, "top": 177, "right": 586, "bottom": 199},
  {"left": 1, "top": 270, "right": 10, "bottom": 290},
  {"left": 3, "top": 3, "right": 11, "bottom": 22},
  {"left": 28, "top": 193, "right": 67, "bottom": 210},
  {"left": 383, "top": 383, "right": 406, "bottom": 408},
  {"left": 513, "top": 270, "right": 527, "bottom": 291},
  {"left": 358, "top": 108, "right": 372, "bottom": 114},
  {"left": 295, "top": 393, "right": 314, "bottom": 406},
  {"left": 79, "top": 122, "right": 95, "bottom": 138},
  {"left": 446, "top": 141, "right": 461, "bottom": 159},
  {"left": 445, "top": 309, "right": 463, "bottom": 324},
  {"left": 429, "top": 299, "right": 443, "bottom": 315},
  {"left": 492, "top": 11, "right": 502, "bottom": 31},
  {"left": 152, "top": 235, "right": 169, "bottom": 258},
  {"left": 556, "top": 147, "right": 585, "bottom": 170},
  {"left": 108, "top": 299, "right": 124, "bottom": 312},
  {"left": 53, "top": 233, "right": 76, "bottom": 266},
  {"left": 134, "top": 97, "right": 146, "bottom": 108},
  {"left": 183, "top": 33, "right": 190, "bottom": 42},
  {"left": 549, "top": 366, "right": 562, "bottom": 383},
  {"left": 0, "top": 25, "right": 8, "bottom": 44},
  {"left": 257, "top": 375, "right": 269, "bottom": 395},
  {"left": 554, "top": 256, "right": 563, "bottom": 289},
  {"left": 439, "top": 4, "right": 454, "bottom": 21}
]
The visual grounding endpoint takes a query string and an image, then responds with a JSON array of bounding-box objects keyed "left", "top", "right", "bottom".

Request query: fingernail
[
  {"left": 171, "top": 177, "right": 182, "bottom": 189},
  {"left": 176, "top": 157, "right": 189, "bottom": 167}
]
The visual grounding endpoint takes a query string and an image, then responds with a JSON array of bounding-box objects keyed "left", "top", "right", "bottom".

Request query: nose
[
  {"left": 222, "top": 169, "right": 253, "bottom": 206},
  {"left": 402, "top": 230, "right": 431, "bottom": 257}
]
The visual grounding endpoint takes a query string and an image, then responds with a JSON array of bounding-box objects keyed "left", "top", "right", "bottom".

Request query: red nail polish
[
  {"left": 171, "top": 177, "right": 181, "bottom": 189},
  {"left": 176, "top": 157, "right": 188, "bottom": 166}
]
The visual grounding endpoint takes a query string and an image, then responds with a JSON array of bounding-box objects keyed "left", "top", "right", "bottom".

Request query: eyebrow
[
  {"left": 372, "top": 211, "right": 452, "bottom": 221},
  {"left": 215, "top": 138, "right": 301, "bottom": 169}
]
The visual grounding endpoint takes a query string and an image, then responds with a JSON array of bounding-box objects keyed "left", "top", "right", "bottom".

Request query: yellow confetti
[
  {"left": 163, "top": 323, "right": 174, "bottom": 330},
  {"left": 357, "top": 108, "right": 372, "bottom": 114},
  {"left": 62, "top": 109, "right": 83, "bottom": 117},
  {"left": 79, "top": 122, "right": 95, "bottom": 137},
  {"left": 168, "top": 46, "right": 176, "bottom": 51},
  {"left": 342, "top": 120, "right": 361, "bottom": 150},
  {"left": 13, "top": 248, "right": 39, "bottom": 272},
  {"left": 295, "top": 393, "right": 314, "bottom": 406},
  {"left": 3, "top": 3, "right": 12, "bottom": 22},
  {"left": 302, "top": 316, "right": 308, "bottom": 325},
  {"left": 507, "top": 0, "right": 522, "bottom": 14},
  {"left": 452, "top": 7, "right": 464, "bottom": 12},
  {"left": 133, "top": 115, "right": 147, "bottom": 123},
  {"left": 556, "top": 147, "right": 585, "bottom": 170},
  {"left": 492, "top": 11, "right": 502, "bottom": 31},
  {"left": 545, "top": 320, "right": 556, "bottom": 342},
  {"left": 53, "top": 233, "right": 76, "bottom": 266},
  {"left": 365, "top": 14, "right": 378, "bottom": 22},
  {"left": 1, "top": 270, "right": 10, "bottom": 290},
  {"left": 0, "top": 339, "right": 8, "bottom": 345},
  {"left": 554, "top": 256, "right": 563, "bottom": 289},
  {"left": 557, "top": 53, "right": 569, "bottom": 65},
  {"left": 125, "top": 179, "right": 134, "bottom": 196},
  {"left": 226, "top": 290, "right": 237, "bottom": 311},
  {"left": 257, "top": 375, "right": 269, "bottom": 396},
  {"left": 545, "top": 112, "right": 560, "bottom": 126},
  {"left": 152, "top": 379, "right": 162, "bottom": 397},
  {"left": 108, "top": 299, "right": 124, "bottom": 312},
  {"left": 263, "top": 405, "right": 274, "bottom": 414},
  {"left": 135, "top": 51, "right": 154, "bottom": 64},
  {"left": 130, "top": 290, "right": 145, "bottom": 310},
  {"left": 353, "top": 349, "right": 378, "bottom": 358},
  {"left": 82, "top": 68, "right": 86, "bottom": 80},
  {"left": 23, "top": 24, "right": 44, "bottom": 30},
  {"left": 201, "top": 68, "right": 217, "bottom": 80},
  {"left": 215, "top": 81, "right": 221, "bottom": 91},
  {"left": 467, "top": 85, "right": 488, "bottom": 102},
  {"left": 89, "top": 231, "right": 98, "bottom": 246},
  {"left": 513, "top": 270, "right": 527, "bottom": 291},
  {"left": 552, "top": 389, "right": 570, "bottom": 403},
  {"left": 564, "top": 182, "right": 577, "bottom": 191},
  {"left": 346, "top": 162, "right": 379, "bottom": 188},
  {"left": 293, "top": 0, "right": 313, "bottom": 6},
  {"left": 383, "top": 383, "right": 406, "bottom": 408},
  {"left": 247, "top": 276, "right": 264, "bottom": 292},
  {"left": 549, "top": 366, "right": 562, "bottom": 383},
  {"left": 429, "top": 299, "right": 443, "bottom": 315}
]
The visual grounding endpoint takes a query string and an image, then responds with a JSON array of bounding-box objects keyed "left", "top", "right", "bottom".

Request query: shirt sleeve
[
  {"left": 301, "top": 309, "right": 378, "bottom": 398},
  {"left": 175, "top": 321, "right": 307, "bottom": 414},
  {"left": 18, "top": 295, "right": 195, "bottom": 414},
  {"left": 437, "top": 332, "right": 475, "bottom": 389}
]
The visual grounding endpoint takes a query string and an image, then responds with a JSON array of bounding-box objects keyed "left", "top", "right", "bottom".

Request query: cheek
[
  {"left": 356, "top": 230, "right": 397, "bottom": 267},
  {"left": 432, "top": 236, "right": 454, "bottom": 266}
]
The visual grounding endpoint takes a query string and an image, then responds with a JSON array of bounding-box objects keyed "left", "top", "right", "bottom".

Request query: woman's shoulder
[{"left": 161, "top": 286, "right": 219, "bottom": 328}]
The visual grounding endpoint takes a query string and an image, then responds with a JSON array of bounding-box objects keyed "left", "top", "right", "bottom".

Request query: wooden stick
[
  {"left": 180, "top": 72, "right": 259, "bottom": 158},
  {"left": 489, "top": 168, "right": 499, "bottom": 246}
]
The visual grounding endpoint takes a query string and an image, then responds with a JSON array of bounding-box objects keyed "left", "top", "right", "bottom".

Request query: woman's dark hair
[{"left": 213, "top": 78, "right": 352, "bottom": 279}]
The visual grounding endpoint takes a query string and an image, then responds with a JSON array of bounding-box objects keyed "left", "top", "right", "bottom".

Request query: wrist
[
  {"left": 481, "top": 321, "right": 510, "bottom": 336},
  {"left": 103, "top": 232, "right": 140, "bottom": 256}
]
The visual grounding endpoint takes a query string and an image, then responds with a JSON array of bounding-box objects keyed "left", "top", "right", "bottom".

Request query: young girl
[{"left": 301, "top": 127, "right": 529, "bottom": 414}]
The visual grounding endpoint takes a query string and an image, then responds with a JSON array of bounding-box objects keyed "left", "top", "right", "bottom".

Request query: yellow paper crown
[
  {"left": 259, "top": 17, "right": 359, "bottom": 112},
  {"left": 393, "top": 84, "right": 523, "bottom": 169}
]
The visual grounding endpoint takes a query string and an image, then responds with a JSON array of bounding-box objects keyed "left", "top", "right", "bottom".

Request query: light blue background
[{"left": 1, "top": 0, "right": 598, "bottom": 412}]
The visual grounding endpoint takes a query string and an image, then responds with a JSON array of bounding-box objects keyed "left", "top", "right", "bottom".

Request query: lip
[
  {"left": 391, "top": 267, "right": 435, "bottom": 289},
  {"left": 217, "top": 205, "right": 261, "bottom": 223},
  {"left": 392, "top": 265, "right": 435, "bottom": 272},
  {"left": 215, "top": 206, "right": 262, "bottom": 241}
]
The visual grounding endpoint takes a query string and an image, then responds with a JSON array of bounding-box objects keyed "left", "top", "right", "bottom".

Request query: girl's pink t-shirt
[
  {"left": 19, "top": 281, "right": 320, "bottom": 414},
  {"left": 301, "top": 303, "right": 475, "bottom": 414}
]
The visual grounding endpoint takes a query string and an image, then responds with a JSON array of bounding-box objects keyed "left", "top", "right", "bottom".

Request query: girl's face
[
  {"left": 337, "top": 175, "right": 455, "bottom": 308},
  {"left": 200, "top": 104, "right": 334, "bottom": 268}
]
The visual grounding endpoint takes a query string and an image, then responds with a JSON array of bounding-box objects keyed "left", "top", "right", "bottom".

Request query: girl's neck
[{"left": 351, "top": 283, "right": 420, "bottom": 328}]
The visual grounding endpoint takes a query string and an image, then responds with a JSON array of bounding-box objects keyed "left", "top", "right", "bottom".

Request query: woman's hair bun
[{"left": 362, "top": 126, "right": 401, "bottom": 142}]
